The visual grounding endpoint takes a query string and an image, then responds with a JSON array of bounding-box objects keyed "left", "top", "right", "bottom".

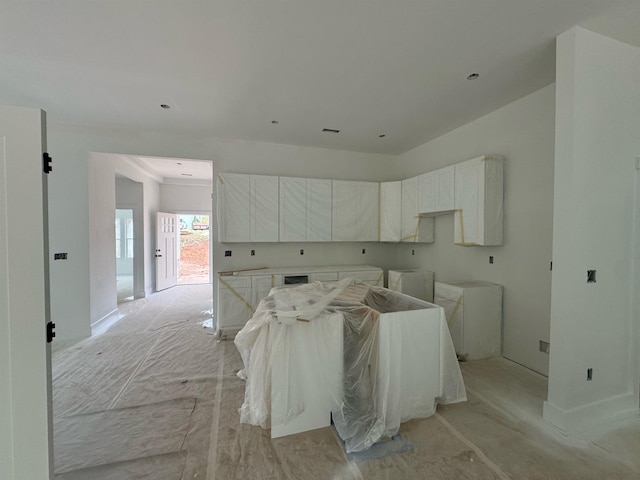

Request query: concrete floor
[{"left": 52, "top": 284, "right": 640, "bottom": 479}]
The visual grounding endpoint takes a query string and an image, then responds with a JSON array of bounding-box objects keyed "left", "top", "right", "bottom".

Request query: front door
[
  {"left": 156, "top": 212, "right": 178, "bottom": 291},
  {"left": 0, "top": 105, "right": 53, "bottom": 479}
]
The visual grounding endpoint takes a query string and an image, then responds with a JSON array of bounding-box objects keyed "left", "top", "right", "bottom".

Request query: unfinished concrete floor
[{"left": 52, "top": 284, "right": 640, "bottom": 479}]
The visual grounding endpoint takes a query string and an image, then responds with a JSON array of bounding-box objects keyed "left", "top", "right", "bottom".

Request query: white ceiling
[{"left": 1, "top": 1, "right": 639, "bottom": 155}]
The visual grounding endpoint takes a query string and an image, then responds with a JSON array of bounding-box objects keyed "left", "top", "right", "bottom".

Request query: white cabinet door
[
  {"left": 279, "top": 177, "right": 307, "bottom": 242},
  {"left": 308, "top": 272, "right": 338, "bottom": 282},
  {"left": 454, "top": 156, "right": 503, "bottom": 246},
  {"left": 251, "top": 274, "right": 283, "bottom": 308},
  {"left": 401, "top": 177, "right": 434, "bottom": 243},
  {"left": 418, "top": 165, "right": 455, "bottom": 214},
  {"left": 379, "top": 181, "right": 402, "bottom": 242},
  {"left": 217, "top": 276, "right": 253, "bottom": 330},
  {"left": 307, "top": 178, "right": 332, "bottom": 241},
  {"left": 251, "top": 175, "right": 279, "bottom": 242},
  {"left": 332, "top": 180, "right": 379, "bottom": 241},
  {"left": 217, "top": 173, "right": 251, "bottom": 242}
]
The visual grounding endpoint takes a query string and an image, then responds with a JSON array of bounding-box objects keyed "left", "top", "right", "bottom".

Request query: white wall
[
  {"left": 48, "top": 125, "right": 395, "bottom": 343},
  {"left": 160, "top": 182, "right": 212, "bottom": 213},
  {"left": 395, "top": 85, "right": 556, "bottom": 375},
  {"left": 543, "top": 27, "right": 640, "bottom": 432}
]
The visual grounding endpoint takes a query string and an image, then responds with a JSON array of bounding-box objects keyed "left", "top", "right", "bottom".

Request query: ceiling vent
[{"left": 322, "top": 128, "right": 340, "bottom": 134}]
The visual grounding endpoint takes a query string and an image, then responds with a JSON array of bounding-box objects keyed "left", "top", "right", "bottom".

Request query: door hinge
[
  {"left": 43, "top": 152, "right": 53, "bottom": 174},
  {"left": 46, "top": 322, "right": 56, "bottom": 343}
]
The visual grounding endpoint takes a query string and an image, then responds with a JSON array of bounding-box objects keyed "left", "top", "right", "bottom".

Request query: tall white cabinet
[
  {"left": 279, "top": 177, "right": 332, "bottom": 242},
  {"left": 218, "top": 173, "right": 279, "bottom": 242},
  {"left": 379, "top": 181, "right": 402, "bottom": 242},
  {"left": 401, "top": 177, "right": 434, "bottom": 243},
  {"left": 388, "top": 269, "right": 435, "bottom": 302},
  {"left": 434, "top": 280, "right": 503, "bottom": 360},
  {"left": 418, "top": 165, "right": 455, "bottom": 214},
  {"left": 332, "top": 180, "right": 379, "bottom": 241},
  {"left": 454, "top": 156, "right": 504, "bottom": 246}
]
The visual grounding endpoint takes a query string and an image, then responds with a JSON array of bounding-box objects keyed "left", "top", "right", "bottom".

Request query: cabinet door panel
[
  {"left": 218, "top": 173, "right": 251, "bottom": 242},
  {"left": 307, "top": 179, "right": 332, "bottom": 241},
  {"left": 332, "top": 180, "right": 358, "bottom": 241},
  {"left": 356, "top": 182, "right": 379, "bottom": 241},
  {"left": 279, "top": 177, "right": 307, "bottom": 242},
  {"left": 454, "top": 160, "right": 483, "bottom": 245},
  {"left": 380, "top": 181, "right": 402, "bottom": 242},
  {"left": 401, "top": 177, "right": 419, "bottom": 242},
  {"left": 251, "top": 175, "right": 279, "bottom": 242},
  {"left": 251, "top": 274, "right": 283, "bottom": 308}
]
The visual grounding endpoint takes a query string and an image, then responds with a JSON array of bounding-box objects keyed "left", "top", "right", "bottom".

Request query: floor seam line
[
  {"left": 435, "top": 412, "right": 511, "bottom": 480},
  {"left": 205, "top": 341, "right": 225, "bottom": 480}
]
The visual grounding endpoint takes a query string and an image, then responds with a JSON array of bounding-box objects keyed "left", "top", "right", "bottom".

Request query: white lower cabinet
[
  {"left": 251, "top": 274, "right": 283, "bottom": 308},
  {"left": 388, "top": 269, "right": 434, "bottom": 302},
  {"left": 434, "top": 280, "right": 503, "bottom": 360},
  {"left": 217, "top": 276, "right": 253, "bottom": 331},
  {"left": 338, "top": 270, "right": 383, "bottom": 286},
  {"left": 217, "top": 266, "right": 383, "bottom": 332}
]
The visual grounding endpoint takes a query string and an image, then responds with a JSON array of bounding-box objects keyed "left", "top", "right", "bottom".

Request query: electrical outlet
[
  {"left": 587, "top": 368, "right": 593, "bottom": 381},
  {"left": 412, "top": 249, "right": 415, "bottom": 256},
  {"left": 539, "top": 340, "right": 550, "bottom": 354},
  {"left": 587, "top": 270, "right": 596, "bottom": 283},
  {"left": 54, "top": 252, "right": 68, "bottom": 260},
  {"left": 489, "top": 256, "right": 494, "bottom": 264},
  {"left": 362, "top": 248, "right": 366, "bottom": 254},
  {"left": 224, "top": 250, "right": 232, "bottom": 257},
  {"left": 300, "top": 249, "right": 304, "bottom": 255},
  {"left": 250, "top": 250, "right": 255, "bottom": 256}
]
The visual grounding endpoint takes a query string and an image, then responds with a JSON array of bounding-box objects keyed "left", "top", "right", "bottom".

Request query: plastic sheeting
[{"left": 235, "top": 279, "right": 467, "bottom": 452}]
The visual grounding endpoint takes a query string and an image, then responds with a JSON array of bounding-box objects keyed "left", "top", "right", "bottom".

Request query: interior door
[
  {"left": 156, "top": 212, "right": 178, "bottom": 291},
  {"left": 0, "top": 105, "right": 53, "bottom": 479}
]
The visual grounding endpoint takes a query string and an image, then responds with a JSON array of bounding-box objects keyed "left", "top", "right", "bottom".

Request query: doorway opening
[
  {"left": 178, "top": 214, "right": 210, "bottom": 285},
  {"left": 116, "top": 208, "right": 135, "bottom": 303}
]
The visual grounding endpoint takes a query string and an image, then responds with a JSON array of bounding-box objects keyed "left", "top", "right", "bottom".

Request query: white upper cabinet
[
  {"left": 218, "top": 173, "right": 279, "bottom": 242},
  {"left": 250, "top": 175, "right": 279, "bottom": 242},
  {"left": 332, "top": 180, "right": 378, "bottom": 241},
  {"left": 279, "top": 177, "right": 307, "bottom": 242},
  {"left": 306, "top": 178, "right": 332, "bottom": 241},
  {"left": 217, "top": 173, "right": 251, "bottom": 243},
  {"left": 401, "top": 177, "right": 434, "bottom": 243},
  {"left": 280, "top": 177, "right": 332, "bottom": 242},
  {"left": 379, "top": 181, "right": 402, "bottom": 242},
  {"left": 418, "top": 165, "right": 455, "bottom": 215},
  {"left": 454, "top": 156, "right": 504, "bottom": 246}
]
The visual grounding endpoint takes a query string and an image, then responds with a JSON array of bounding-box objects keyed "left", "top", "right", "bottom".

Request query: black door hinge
[
  {"left": 47, "top": 322, "right": 56, "bottom": 343},
  {"left": 43, "top": 152, "right": 53, "bottom": 174}
]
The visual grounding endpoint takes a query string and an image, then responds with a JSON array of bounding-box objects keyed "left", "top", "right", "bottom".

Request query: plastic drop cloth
[{"left": 235, "top": 279, "right": 467, "bottom": 452}]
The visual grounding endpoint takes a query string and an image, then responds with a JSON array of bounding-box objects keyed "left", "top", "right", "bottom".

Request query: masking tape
[{"left": 218, "top": 173, "right": 225, "bottom": 184}]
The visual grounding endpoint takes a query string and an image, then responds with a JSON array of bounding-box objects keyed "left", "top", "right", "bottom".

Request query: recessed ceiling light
[
  {"left": 378, "top": 134, "right": 386, "bottom": 138},
  {"left": 271, "top": 120, "right": 279, "bottom": 124},
  {"left": 181, "top": 173, "right": 193, "bottom": 177},
  {"left": 322, "top": 128, "right": 340, "bottom": 134},
  {"left": 176, "top": 162, "right": 183, "bottom": 165},
  {"left": 466, "top": 73, "right": 480, "bottom": 80},
  {"left": 160, "top": 104, "right": 171, "bottom": 109}
]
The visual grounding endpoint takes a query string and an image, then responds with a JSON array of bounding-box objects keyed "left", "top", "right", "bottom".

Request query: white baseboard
[
  {"left": 543, "top": 392, "right": 639, "bottom": 434},
  {"left": 91, "top": 308, "right": 122, "bottom": 337}
]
